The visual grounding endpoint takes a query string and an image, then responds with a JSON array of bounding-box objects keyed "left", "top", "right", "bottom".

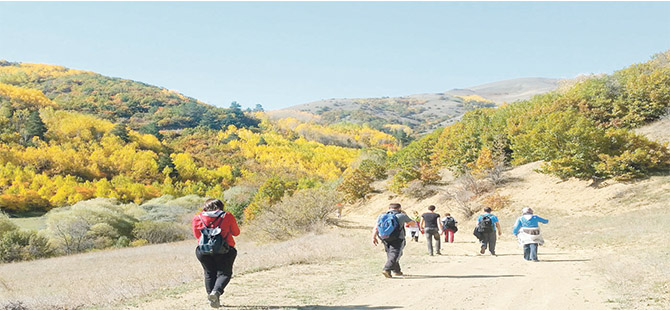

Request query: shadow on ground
[
  {"left": 225, "top": 305, "right": 400, "bottom": 310},
  {"left": 333, "top": 220, "right": 372, "bottom": 230},
  {"left": 538, "top": 259, "right": 591, "bottom": 263},
  {"left": 397, "top": 274, "right": 524, "bottom": 279}
]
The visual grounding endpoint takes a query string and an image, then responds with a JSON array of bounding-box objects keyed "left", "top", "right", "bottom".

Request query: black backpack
[
  {"left": 477, "top": 215, "right": 493, "bottom": 233},
  {"left": 442, "top": 217, "right": 456, "bottom": 228},
  {"left": 442, "top": 217, "right": 458, "bottom": 232},
  {"left": 197, "top": 212, "right": 231, "bottom": 255}
]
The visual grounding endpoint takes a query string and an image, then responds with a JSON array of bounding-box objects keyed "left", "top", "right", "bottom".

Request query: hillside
[
  {"left": 2, "top": 154, "right": 667, "bottom": 309},
  {"left": 278, "top": 77, "right": 561, "bottom": 133}
]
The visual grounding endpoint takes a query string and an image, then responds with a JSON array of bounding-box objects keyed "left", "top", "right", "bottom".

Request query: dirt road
[{"left": 120, "top": 221, "right": 614, "bottom": 310}]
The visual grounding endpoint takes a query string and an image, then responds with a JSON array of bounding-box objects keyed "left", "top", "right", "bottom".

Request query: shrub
[
  {"left": 115, "top": 236, "right": 131, "bottom": 248},
  {"left": 388, "top": 168, "right": 420, "bottom": 194},
  {"left": 481, "top": 193, "right": 511, "bottom": 211},
  {"left": 248, "top": 188, "right": 341, "bottom": 242},
  {"left": 87, "top": 223, "right": 119, "bottom": 249},
  {"left": 358, "top": 159, "right": 387, "bottom": 180},
  {"left": 0, "top": 212, "right": 18, "bottom": 237},
  {"left": 224, "top": 185, "right": 257, "bottom": 220},
  {"left": 44, "top": 198, "right": 137, "bottom": 254},
  {"left": 2, "top": 301, "right": 28, "bottom": 310},
  {"left": 402, "top": 180, "right": 437, "bottom": 199},
  {"left": 337, "top": 168, "right": 373, "bottom": 203},
  {"left": 132, "top": 221, "right": 188, "bottom": 244},
  {"left": 130, "top": 239, "right": 148, "bottom": 247},
  {"left": 0, "top": 230, "right": 52, "bottom": 262}
]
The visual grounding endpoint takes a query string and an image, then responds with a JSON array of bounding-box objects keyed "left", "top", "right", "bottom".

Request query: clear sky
[{"left": 1, "top": 2, "right": 668, "bottom": 110}]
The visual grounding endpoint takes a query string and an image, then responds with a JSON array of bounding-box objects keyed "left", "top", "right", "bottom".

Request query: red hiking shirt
[{"left": 192, "top": 210, "right": 240, "bottom": 247}]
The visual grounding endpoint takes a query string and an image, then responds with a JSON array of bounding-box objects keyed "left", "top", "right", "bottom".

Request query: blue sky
[{"left": 1, "top": 2, "right": 668, "bottom": 110}]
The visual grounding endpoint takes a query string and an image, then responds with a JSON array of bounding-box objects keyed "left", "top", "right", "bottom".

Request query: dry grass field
[{"left": 0, "top": 227, "right": 373, "bottom": 309}]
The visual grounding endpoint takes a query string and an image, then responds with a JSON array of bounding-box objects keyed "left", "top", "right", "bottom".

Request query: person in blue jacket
[{"left": 512, "top": 207, "right": 549, "bottom": 262}]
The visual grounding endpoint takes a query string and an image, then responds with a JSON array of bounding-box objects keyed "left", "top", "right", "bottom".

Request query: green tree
[
  {"left": 110, "top": 122, "right": 129, "bottom": 142},
  {"left": 23, "top": 110, "right": 47, "bottom": 142}
]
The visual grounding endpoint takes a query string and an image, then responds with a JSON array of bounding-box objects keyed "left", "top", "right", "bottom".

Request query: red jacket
[{"left": 192, "top": 210, "right": 240, "bottom": 247}]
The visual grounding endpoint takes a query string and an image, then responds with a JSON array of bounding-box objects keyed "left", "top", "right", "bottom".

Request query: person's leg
[
  {"left": 529, "top": 243, "right": 538, "bottom": 261},
  {"left": 480, "top": 232, "right": 489, "bottom": 254},
  {"left": 448, "top": 229, "right": 455, "bottom": 243},
  {"left": 425, "top": 229, "right": 434, "bottom": 255},
  {"left": 212, "top": 247, "right": 238, "bottom": 295},
  {"left": 394, "top": 239, "right": 406, "bottom": 274},
  {"left": 195, "top": 247, "right": 217, "bottom": 294},
  {"left": 384, "top": 239, "right": 403, "bottom": 271},
  {"left": 523, "top": 244, "right": 530, "bottom": 260},
  {"left": 434, "top": 231, "right": 441, "bottom": 254},
  {"left": 489, "top": 232, "right": 497, "bottom": 255}
]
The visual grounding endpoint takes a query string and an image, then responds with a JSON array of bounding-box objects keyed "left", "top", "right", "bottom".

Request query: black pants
[
  {"left": 481, "top": 232, "right": 497, "bottom": 254},
  {"left": 195, "top": 246, "right": 237, "bottom": 295},
  {"left": 383, "top": 239, "right": 405, "bottom": 272}
]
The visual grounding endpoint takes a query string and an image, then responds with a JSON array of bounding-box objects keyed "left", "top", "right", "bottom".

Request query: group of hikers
[
  {"left": 372, "top": 203, "right": 548, "bottom": 278},
  {"left": 188, "top": 198, "right": 548, "bottom": 308}
]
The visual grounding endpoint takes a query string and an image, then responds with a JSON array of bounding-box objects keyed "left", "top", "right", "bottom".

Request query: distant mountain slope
[
  {"left": 0, "top": 61, "right": 258, "bottom": 131},
  {"left": 446, "top": 77, "right": 561, "bottom": 105},
  {"left": 279, "top": 77, "right": 561, "bottom": 133}
]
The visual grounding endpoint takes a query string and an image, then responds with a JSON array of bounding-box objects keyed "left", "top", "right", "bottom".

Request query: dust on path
[{"left": 120, "top": 220, "right": 615, "bottom": 310}]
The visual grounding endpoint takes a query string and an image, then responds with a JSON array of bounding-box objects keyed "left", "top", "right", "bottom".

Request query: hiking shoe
[
  {"left": 208, "top": 291, "right": 221, "bottom": 308},
  {"left": 392, "top": 271, "right": 404, "bottom": 276},
  {"left": 480, "top": 246, "right": 486, "bottom": 254},
  {"left": 436, "top": 252, "right": 442, "bottom": 255},
  {"left": 382, "top": 270, "right": 392, "bottom": 278}
]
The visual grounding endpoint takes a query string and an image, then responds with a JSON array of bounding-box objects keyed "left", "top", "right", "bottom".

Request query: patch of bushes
[
  {"left": 44, "top": 198, "right": 137, "bottom": 254},
  {"left": 132, "top": 221, "right": 189, "bottom": 244},
  {"left": 248, "top": 187, "right": 341, "bottom": 242},
  {"left": 0, "top": 230, "right": 52, "bottom": 263}
]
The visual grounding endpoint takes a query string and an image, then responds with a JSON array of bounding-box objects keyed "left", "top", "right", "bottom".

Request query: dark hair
[
  {"left": 445, "top": 213, "right": 451, "bottom": 216},
  {"left": 203, "top": 198, "right": 224, "bottom": 211},
  {"left": 389, "top": 203, "right": 401, "bottom": 209},
  {"left": 484, "top": 207, "right": 492, "bottom": 213},
  {"left": 428, "top": 205, "right": 436, "bottom": 211}
]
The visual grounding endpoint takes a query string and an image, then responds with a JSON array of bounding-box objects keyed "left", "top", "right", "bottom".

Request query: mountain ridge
[{"left": 278, "top": 77, "right": 562, "bottom": 133}]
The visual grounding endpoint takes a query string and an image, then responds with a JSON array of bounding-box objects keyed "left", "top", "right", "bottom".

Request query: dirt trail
[{"left": 120, "top": 216, "right": 614, "bottom": 310}]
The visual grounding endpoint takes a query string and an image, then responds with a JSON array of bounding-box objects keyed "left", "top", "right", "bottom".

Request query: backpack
[
  {"left": 377, "top": 211, "right": 401, "bottom": 242},
  {"left": 442, "top": 217, "right": 458, "bottom": 233},
  {"left": 442, "top": 217, "right": 456, "bottom": 229},
  {"left": 477, "top": 215, "right": 493, "bottom": 233},
  {"left": 197, "top": 212, "right": 231, "bottom": 255}
]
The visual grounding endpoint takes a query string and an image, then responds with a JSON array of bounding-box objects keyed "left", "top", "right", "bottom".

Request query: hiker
[
  {"left": 406, "top": 210, "right": 421, "bottom": 242},
  {"left": 476, "top": 207, "right": 501, "bottom": 255},
  {"left": 512, "top": 207, "right": 549, "bottom": 262},
  {"left": 441, "top": 213, "right": 458, "bottom": 243},
  {"left": 192, "top": 198, "right": 241, "bottom": 308},
  {"left": 420, "top": 205, "right": 443, "bottom": 256},
  {"left": 372, "top": 203, "right": 414, "bottom": 278}
]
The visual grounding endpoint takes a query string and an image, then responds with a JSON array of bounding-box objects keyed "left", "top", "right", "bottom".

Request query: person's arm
[
  {"left": 536, "top": 216, "right": 549, "bottom": 224},
  {"left": 192, "top": 214, "right": 202, "bottom": 239},
  {"left": 495, "top": 221, "right": 502, "bottom": 236},
  {"left": 372, "top": 220, "right": 379, "bottom": 246},
  {"left": 229, "top": 215, "right": 241, "bottom": 237},
  {"left": 512, "top": 218, "right": 521, "bottom": 236},
  {"left": 437, "top": 215, "right": 443, "bottom": 232},
  {"left": 419, "top": 216, "right": 425, "bottom": 231}
]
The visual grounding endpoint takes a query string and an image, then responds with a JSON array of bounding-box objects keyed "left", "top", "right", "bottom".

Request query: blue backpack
[{"left": 377, "top": 211, "right": 401, "bottom": 242}]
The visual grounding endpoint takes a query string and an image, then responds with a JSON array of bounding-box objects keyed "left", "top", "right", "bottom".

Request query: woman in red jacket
[{"left": 192, "top": 198, "right": 240, "bottom": 308}]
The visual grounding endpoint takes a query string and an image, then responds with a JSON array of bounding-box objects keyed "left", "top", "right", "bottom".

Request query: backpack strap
[{"left": 198, "top": 212, "right": 225, "bottom": 229}]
